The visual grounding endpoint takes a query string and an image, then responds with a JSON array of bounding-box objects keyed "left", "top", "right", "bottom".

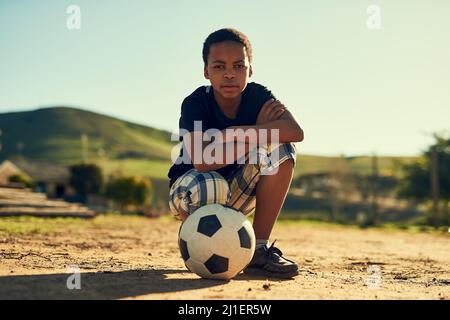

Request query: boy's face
[{"left": 204, "top": 41, "right": 253, "bottom": 99}]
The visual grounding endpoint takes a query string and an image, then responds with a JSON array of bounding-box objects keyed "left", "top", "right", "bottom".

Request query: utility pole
[
  {"left": 16, "top": 141, "right": 24, "bottom": 158},
  {"left": 431, "top": 146, "right": 440, "bottom": 228},
  {"left": 370, "top": 152, "right": 379, "bottom": 225},
  {"left": 81, "top": 133, "right": 88, "bottom": 163}
]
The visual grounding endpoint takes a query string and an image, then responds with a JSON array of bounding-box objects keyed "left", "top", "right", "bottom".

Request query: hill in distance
[{"left": 0, "top": 106, "right": 176, "bottom": 164}]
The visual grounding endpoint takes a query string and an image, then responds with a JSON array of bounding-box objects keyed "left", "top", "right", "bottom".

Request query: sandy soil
[{"left": 0, "top": 215, "right": 449, "bottom": 300}]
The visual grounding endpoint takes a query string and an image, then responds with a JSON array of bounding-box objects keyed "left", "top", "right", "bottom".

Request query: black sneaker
[{"left": 243, "top": 241, "right": 299, "bottom": 279}]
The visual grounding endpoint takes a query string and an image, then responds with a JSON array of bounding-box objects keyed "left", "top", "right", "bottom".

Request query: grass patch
[
  {"left": 0, "top": 214, "right": 148, "bottom": 236},
  {"left": 376, "top": 222, "right": 450, "bottom": 235},
  {"left": 94, "top": 158, "right": 172, "bottom": 180},
  {"left": 277, "top": 210, "right": 450, "bottom": 234},
  {"left": 279, "top": 210, "right": 332, "bottom": 221},
  {"left": 1, "top": 212, "right": 447, "bottom": 237},
  {"left": 0, "top": 216, "right": 65, "bottom": 236}
]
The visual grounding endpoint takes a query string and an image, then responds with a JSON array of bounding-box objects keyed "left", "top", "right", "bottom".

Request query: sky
[{"left": 0, "top": 0, "right": 449, "bottom": 157}]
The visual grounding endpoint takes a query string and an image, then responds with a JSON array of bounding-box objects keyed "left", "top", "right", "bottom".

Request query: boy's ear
[
  {"left": 249, "top": 65, "right": 253, "bottom": 77},
  {"left": 204, "top": 65, "right": 210, "bottom": 79}
]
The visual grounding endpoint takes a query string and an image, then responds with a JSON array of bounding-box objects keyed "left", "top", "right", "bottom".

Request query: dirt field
[{"left": 0, "top": 215, "right": 449, "bottom": 300}]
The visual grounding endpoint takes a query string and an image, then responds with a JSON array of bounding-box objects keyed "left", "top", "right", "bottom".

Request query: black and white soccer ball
[{"left": 178, "top": 204, "right": 256, "bottom": 280}]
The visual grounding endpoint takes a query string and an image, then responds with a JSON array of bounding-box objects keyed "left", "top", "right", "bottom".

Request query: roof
[
  {"left": 1, "top": 159, "right": 70, "bottom": 183},
  {"left": 0, "top": 160, "right": 29, "bottom": 185}
]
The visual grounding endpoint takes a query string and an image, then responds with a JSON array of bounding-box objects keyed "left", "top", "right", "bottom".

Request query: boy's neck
[{"left": 213, "top": 89, "right": 241, "bottom": 119}]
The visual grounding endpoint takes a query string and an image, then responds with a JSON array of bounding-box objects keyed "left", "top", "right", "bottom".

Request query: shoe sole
[{"left": 243, "top": 267, "right": 299, "bottom": 279}]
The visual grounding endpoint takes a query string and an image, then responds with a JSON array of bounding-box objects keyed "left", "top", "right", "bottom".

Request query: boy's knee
[
  {"left": 187, "top": 172, "right": 231, "bottom": 213},
  {"left": 254, "top": 143, "right": 297, "bottom": 175},
  {"left": 281, "top": 143, "right": 297, "bottom": 164},
  {"left": 169, "top": 170, "right": 231, "bottom": 218},
  {"left": 280, "top": 157, "right": 295, "bottom": 169}
]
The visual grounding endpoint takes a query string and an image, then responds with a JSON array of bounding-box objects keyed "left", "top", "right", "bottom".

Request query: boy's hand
[{"left": 256, "top": 98, "right": 286, "bottom": 125}]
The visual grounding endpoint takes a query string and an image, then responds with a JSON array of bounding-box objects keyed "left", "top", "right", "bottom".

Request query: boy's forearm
[
  {"left": 187, "top": 116, "right": 303, "bottom": 172},
  {"left": 225, "top": 119, "right": 304, "bottom": 144},
  {"left": 194, "top": 141, "right": 258, "bottom": 172}
]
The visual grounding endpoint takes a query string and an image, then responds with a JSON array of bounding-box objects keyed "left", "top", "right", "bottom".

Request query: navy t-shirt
[{"left": 167, "top": 82, "right": 276, "bottom": 187}]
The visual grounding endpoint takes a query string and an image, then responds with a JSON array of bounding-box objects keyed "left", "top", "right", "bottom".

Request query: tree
[
  {"left": 69, "top": 163, "right": 103, "bottom": 202},
  {"left": 321, "top": 156, "right": 355, "bottom": 222},
  {"left": 397, "top": 134, "right": 450, "bottom": 226},
  {"left": 397, "top": 159, "right": 429, "bottom": 201},
  {"left": 105, "top": 176, "right": 152, "bottom": 212}
]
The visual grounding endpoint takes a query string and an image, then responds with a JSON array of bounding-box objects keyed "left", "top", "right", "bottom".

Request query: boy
[{"left": 168, "top": 28, "right": 304, "bottom": 278}]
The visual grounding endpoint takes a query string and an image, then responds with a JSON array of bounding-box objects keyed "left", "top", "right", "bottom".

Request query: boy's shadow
[
  {"left": 0, "top": 269, "right": 223, "bottom": 300},
  {"left": 0, "top": 269, "right": 293, "bottom": 300}
]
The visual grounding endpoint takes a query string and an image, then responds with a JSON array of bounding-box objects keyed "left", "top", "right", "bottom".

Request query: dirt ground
[{"left": 0, "top": 215, "right": 449, "bottom": 300}]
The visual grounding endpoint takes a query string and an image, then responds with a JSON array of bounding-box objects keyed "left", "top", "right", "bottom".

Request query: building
[
  {"left": 0, "top": 159, "right": 75, "bottom": 199},
  {"left": 0, "top": 160, "right": 31, "bottom": 185}
]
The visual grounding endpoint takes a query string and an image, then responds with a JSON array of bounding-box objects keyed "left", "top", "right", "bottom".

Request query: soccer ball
[{"left": 178, "top": 204, "right": 256, "bottom": 280}]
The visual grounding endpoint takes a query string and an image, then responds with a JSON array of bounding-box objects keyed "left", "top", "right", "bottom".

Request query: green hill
[{"left": 0, "top": 106, "right": 176, "bottom": 164}]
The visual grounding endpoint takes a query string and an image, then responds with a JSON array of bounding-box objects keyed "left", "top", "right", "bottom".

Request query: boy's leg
[
  {"left": 177, "top": 208, "right": 189, "bottom": 222},
  {"left": 226, "top": 143, "right": 299, "bottom": 278},
  {"left": 253, "top": 158, "right": 295, "bottom": 240},
  {"left": 226, "top": 143, "right": 297, "bottom": 231},
  {"left": 169, "top": 169, "right": 231, "bottom": 221}
]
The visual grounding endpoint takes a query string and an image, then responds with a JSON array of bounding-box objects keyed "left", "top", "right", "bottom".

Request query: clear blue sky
[{"left": 1, "top": 0, "right": 449, "bottom": 156}]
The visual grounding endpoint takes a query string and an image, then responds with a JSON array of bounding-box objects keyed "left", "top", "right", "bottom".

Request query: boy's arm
[
  {"left": 183, "top": 133, "right": 258, "bottom": 172},
  {"left": 226, "top": 109, "right": 304, "bottom": 145},
  {"left": 225, "top": 99, "right": 304, "bottom": 144},
  {"left": 183, "top": 99, "right": 304, "bottom": 172}
]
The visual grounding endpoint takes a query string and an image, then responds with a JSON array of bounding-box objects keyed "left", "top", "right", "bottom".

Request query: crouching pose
[{"left": 168, "top": 28, "right": 304, "bottom": 278}]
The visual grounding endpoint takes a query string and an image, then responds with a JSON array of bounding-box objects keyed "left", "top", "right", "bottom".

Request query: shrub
[{"left": 105, "top": 176, "right": 152, "bottom": 211}]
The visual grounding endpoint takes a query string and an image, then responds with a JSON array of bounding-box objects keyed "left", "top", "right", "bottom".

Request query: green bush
[
  {"left": 105, "top": 176, "right": 152, "bottom": 211},
  {"left": 8, "top": 174, "right": 34, "bottom": 188}
]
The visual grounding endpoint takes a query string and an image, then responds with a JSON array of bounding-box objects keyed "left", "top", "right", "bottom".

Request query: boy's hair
[{"left": 202, "top": 28, "right": 253, "bottom": 66}]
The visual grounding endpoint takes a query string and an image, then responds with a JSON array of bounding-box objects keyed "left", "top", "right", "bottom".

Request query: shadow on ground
[
  {"left": 0, "top": 267, "right": 298, "bottom": 300},
  {"left": 0, "top": 269, "right": 227, "bottom": 299}
]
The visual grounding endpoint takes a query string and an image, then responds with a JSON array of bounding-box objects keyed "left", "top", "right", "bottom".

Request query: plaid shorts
[{"left": 168, "top": 143, "right": 297, "bottom": 220}]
